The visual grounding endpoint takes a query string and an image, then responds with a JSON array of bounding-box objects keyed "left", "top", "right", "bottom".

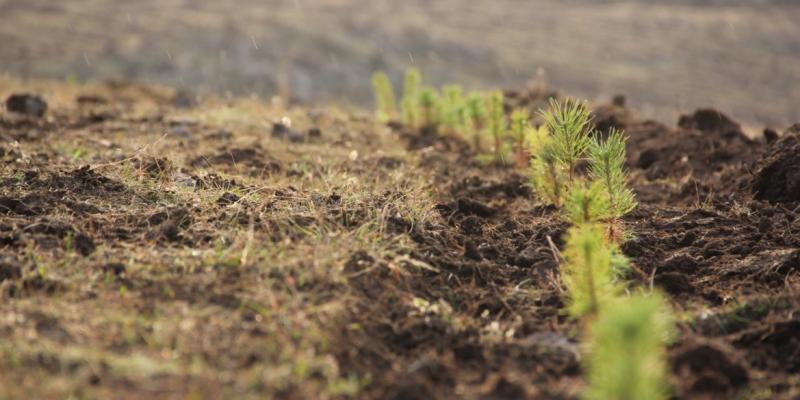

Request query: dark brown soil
[{"left": 1, "top": 80, "right": 798, "bottom": 399}]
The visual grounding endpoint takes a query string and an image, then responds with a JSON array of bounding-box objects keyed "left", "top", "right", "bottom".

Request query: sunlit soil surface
[{"left": 1, "top": 77, "right": 799, "bottom": 399}]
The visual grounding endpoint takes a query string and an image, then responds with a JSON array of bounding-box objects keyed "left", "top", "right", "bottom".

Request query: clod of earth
[
  {"left": 678, "top": 108, "right": 745, "bottom": 138},
  {"left": 5, "top": 93, "right": 47, "bottom": 117},
  {"left": 752, "top": 124, "right": 800, "bottom": 203},
  {"left": 671, "top": 342, "right": 749, "bottom": 396},
  {"left": 0, "top": 262, "right": 22, "bottom": 282},
  {"left": 271, "top": 121, "right": 305, "bottom": 142}
]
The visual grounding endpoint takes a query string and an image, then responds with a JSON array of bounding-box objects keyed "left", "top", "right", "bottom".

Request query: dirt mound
[
  {"left": 622, "top": 109, "right": 763, "bottom": 204},
  {"left": 591, "top": 95, "right": 632, "bottom": 135},
  {"left": 752, "top": 124, "right": 800, "bottom": 203},
  {"left": 671, "top": 341, "right": 749, "bottom": 397},
  {"left": 678, "top": 108, "right": 745, "bottom": 138}
]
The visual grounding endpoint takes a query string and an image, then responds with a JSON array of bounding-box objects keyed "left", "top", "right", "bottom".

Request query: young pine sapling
[
  {"left": 462, "top": 92, "right": 487, "bottom": 152},
  {"left": 440, "top": 84, "right": 464, "bottom": 135},
  {"left": 418, "top": 86, "right": 440, "bottom": 128},
  {"left": 529, "top": 124, "right": 566, "bottom": 206},
  {"left": 584, "top": 292, "right": 674, "bottom": 400},
  {"left": 510, "top": 108, "right": 531, "bottom": 168},
  {"left": 539, "top": 98, "right": 593, "bottom": 182},
  {"left": 371, "top": 71, "right": 396, "bottom": 123},
  {"left": 563, "top": 180, "right": 611, "bottom": 226},
  {"left": 484, "top": 90, "right": 508, "bottom": 164},
  {"left": 561, "top": 224, "right": 623, "bottom": 319},
  {"left": 401, "top": 67, "right": 422, "bottom": 127},
  {"left": 588, "top": 128, "right": 637, "bottom": 234}
]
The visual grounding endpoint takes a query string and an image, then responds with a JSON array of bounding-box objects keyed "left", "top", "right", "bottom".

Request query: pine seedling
[
  {"left": 462, "top": 92, "right": 487, "bottom": 151},
  {"left": 561, "top": 224, "right": 622, "bottom": 319},
  {"left": 539, "top": 98, "right": 593, "bottom": 182},
  {"left": 371, "top": 71, "right": 396, "bottom": 123},
  {"left": 401, "top": 67, "right": 422, "bottom": 127},
  {"left": 484, "top": 90, "right": 509, "bottom": 164},
  {"left": 440, "top": 84, "right": 464, "bottom": 134},
  {"left": 418, "top": 86, "right": 439, "bottom": 127},
  {"left": 529, "top": 125, "right": 566, "bottom": 206},
  {"left": 510, "top": 108, "right": 531, "bottom": 168},
  {"left": 584, "top": 292, "right": 675, "bottom": 400},
  {"left": 563, "top": 180, "right": 611, "bottom": 226},
  {"left": 588, "top": 128, "right": 636, "bottom": 219}
]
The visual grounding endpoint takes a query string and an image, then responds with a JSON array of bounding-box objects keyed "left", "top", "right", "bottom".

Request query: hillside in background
[{"left": 1, "top": 0, "right": 798, "bottom": 128}]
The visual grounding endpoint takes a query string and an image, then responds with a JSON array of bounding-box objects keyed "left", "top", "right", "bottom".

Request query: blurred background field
[{"left": 1, "top": 0, "right": 798, "bottom": 128}]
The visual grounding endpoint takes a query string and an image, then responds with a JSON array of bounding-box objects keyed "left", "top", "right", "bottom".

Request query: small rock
[
  {"left": 456, "top": 198, "right": 496, "bottom": 218},
  {"left": 763, "top": 128, "right": 779, "bottom": 144},
  {"left": 0, "top": 262, "right": 22, "bottom": 282},
  {"left": 752, "top": 125, "right": 800, "bottom": 203},
  {"left": 170, "top": 125, "right": 193, "bottom": 139},
  {"left": 271, "top": 122, "right": 304, "bottom": 142},
  {"left": 173, "top": 89, "right": 197, "bottom": 108},
  {"left": 702, "top": 244, "right": 725, "bottom": 259},
  {"left": 172, "top": 171, "right": 197, "bottom": 188},
  {"left": 661, "top": 254, "right": 699, "bottom": 272},
  {"left": 102, "top": 263, "right": 126, "bottom": 276},
  {"left": 76, "top": 95, "right": 107, "bottom": 105},
  {"left": 464, "top": 239, "right": 482, "bottom": 261},
  {"left": 308, "top": 127, "right": 322, "bottom": 139},
  {"left": 513, "top": 245, "right": 539, "bottom": 268},
  {"left": 73, "top": 233, "right": 96, "bottom": 257},
  {"left": 637, "top": 148, "right": 659, "bottom": 169},
  {"left": 209, "top": 129, "right": 233, "bottom": 140},
  {"left": 671, "top": 342, "right": 748, "bottom": 394},
  {"left": 217, "top": 192, "right": 241, "bottom": 206},
  {"left": 677, "top": 231, "right": 697, "bottom": 247},
  {"left": 459, "top": 215, "right": 483, "bottom": 235},
  {"left": 6, "top": 94, "right": 47, "bottom": 117},
  {"left": 678, "top": 109, "right": 745, "bottom": 138},
  {"left": 655, "top": 271, "right": 693, "bottom": 295},
  {"left": 0, "top": 196, "right": 35, "bottom": 216},
  {"left": 758, "top": 216, "right": 772, "bottom": 233}
]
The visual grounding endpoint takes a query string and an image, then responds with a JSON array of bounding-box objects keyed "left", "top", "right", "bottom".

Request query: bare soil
[{"left": 1, "top": 78, "right": 799, "bottom": 399}]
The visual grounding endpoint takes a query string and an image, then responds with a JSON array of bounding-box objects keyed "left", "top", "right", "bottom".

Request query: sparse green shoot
[
  {"left": 440, "top": 84, "right": 464, "bottom": 134},
  {"left": 484, "top": 90, "right": 508, "bottom": 164},
  {"left": 462, "top": 92, "right": 487, "bottom": 151},
  {"left": 371, "top": 71, "right": 396, "bottom": 123},
  {"left": 510, "top": 108, "right": 531, "bottom": 168},
  {"left": 401, "top": 67, "right": 422, "bottom": 127},
  {"left": 418, "top": 86, "right": 440, "bottom": 127}
]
